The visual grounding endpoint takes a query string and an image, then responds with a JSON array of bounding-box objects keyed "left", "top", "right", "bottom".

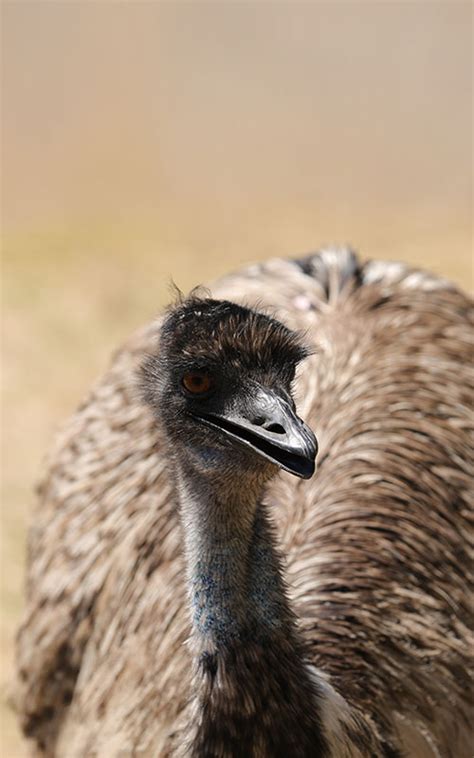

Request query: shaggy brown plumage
[{"left": 15, "top": 249, "right": 473, "bottom": 757}]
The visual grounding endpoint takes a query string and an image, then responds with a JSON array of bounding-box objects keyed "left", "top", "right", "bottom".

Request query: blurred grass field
[{"left": 2, "top": 2, "right": 472, "bottom": 756}]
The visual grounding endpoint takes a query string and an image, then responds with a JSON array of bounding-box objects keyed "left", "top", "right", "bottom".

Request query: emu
[{"left": 16, "top": 249, "right": 472, "bottom": 757}]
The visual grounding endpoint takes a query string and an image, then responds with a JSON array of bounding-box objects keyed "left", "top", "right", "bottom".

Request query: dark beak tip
[
  {"left": 292, "top": 454, "right": 317, "bottom": 480},
  {"left": 282, "top": 437, "right": 317, "bottom": 479}
]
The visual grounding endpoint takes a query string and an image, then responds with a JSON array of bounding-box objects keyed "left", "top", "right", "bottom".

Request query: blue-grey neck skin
[
  {"left": 176, "top": 461, "right": 293, "bottom": 649},
  {"left": 174, "top": 458, "right": 334, "bottom": 758}
]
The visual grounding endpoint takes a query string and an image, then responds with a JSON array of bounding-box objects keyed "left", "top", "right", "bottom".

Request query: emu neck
[
  {"left": 175, "top": 463, "right": 330, "bottom": 757},
  {"left": 177, "top": 465, "right": 294, "bottom": 648}
]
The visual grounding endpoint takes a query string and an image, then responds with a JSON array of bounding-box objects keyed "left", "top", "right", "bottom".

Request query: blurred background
[{"left": 1, "top": 1, "right": 472, "bottom": 754}]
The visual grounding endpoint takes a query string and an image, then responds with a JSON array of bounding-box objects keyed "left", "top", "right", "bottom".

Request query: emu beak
[{"left": 191, "top": 388, "right": 318, "bottom": 479}]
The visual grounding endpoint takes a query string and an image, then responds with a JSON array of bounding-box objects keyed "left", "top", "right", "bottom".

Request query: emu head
[{"left": 141, "top": 298, "right": 317, "bottom": 485}]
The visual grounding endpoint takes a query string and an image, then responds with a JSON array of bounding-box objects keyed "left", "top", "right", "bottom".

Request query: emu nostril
[
  {"left": 252, "top": 417, "right": 265, "bottom": 426},
  {"left": 266, "top": 423, "right": 286, "bottom": 435}
]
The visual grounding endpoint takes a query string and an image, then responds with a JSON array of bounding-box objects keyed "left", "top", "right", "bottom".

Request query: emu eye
[{"left": 182, "top": 371, "right": 214, "bottom": 396}]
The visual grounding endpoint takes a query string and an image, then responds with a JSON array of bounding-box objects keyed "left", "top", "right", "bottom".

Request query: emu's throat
[
  {"left": 174, "top": 464, "right": 332, "bottom": 757},
  {"left": 177, "top": 467, "right": 289, "bottom": 648}
]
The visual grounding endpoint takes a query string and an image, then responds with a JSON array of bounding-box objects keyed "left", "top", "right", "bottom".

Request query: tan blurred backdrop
[{"left": 1, "top": 2, "right": 472, "bottom": 754}]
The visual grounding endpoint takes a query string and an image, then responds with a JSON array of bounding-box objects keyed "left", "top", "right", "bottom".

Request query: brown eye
[{"left": 182, "top": 371, "right": 214, "bottom": 395}]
